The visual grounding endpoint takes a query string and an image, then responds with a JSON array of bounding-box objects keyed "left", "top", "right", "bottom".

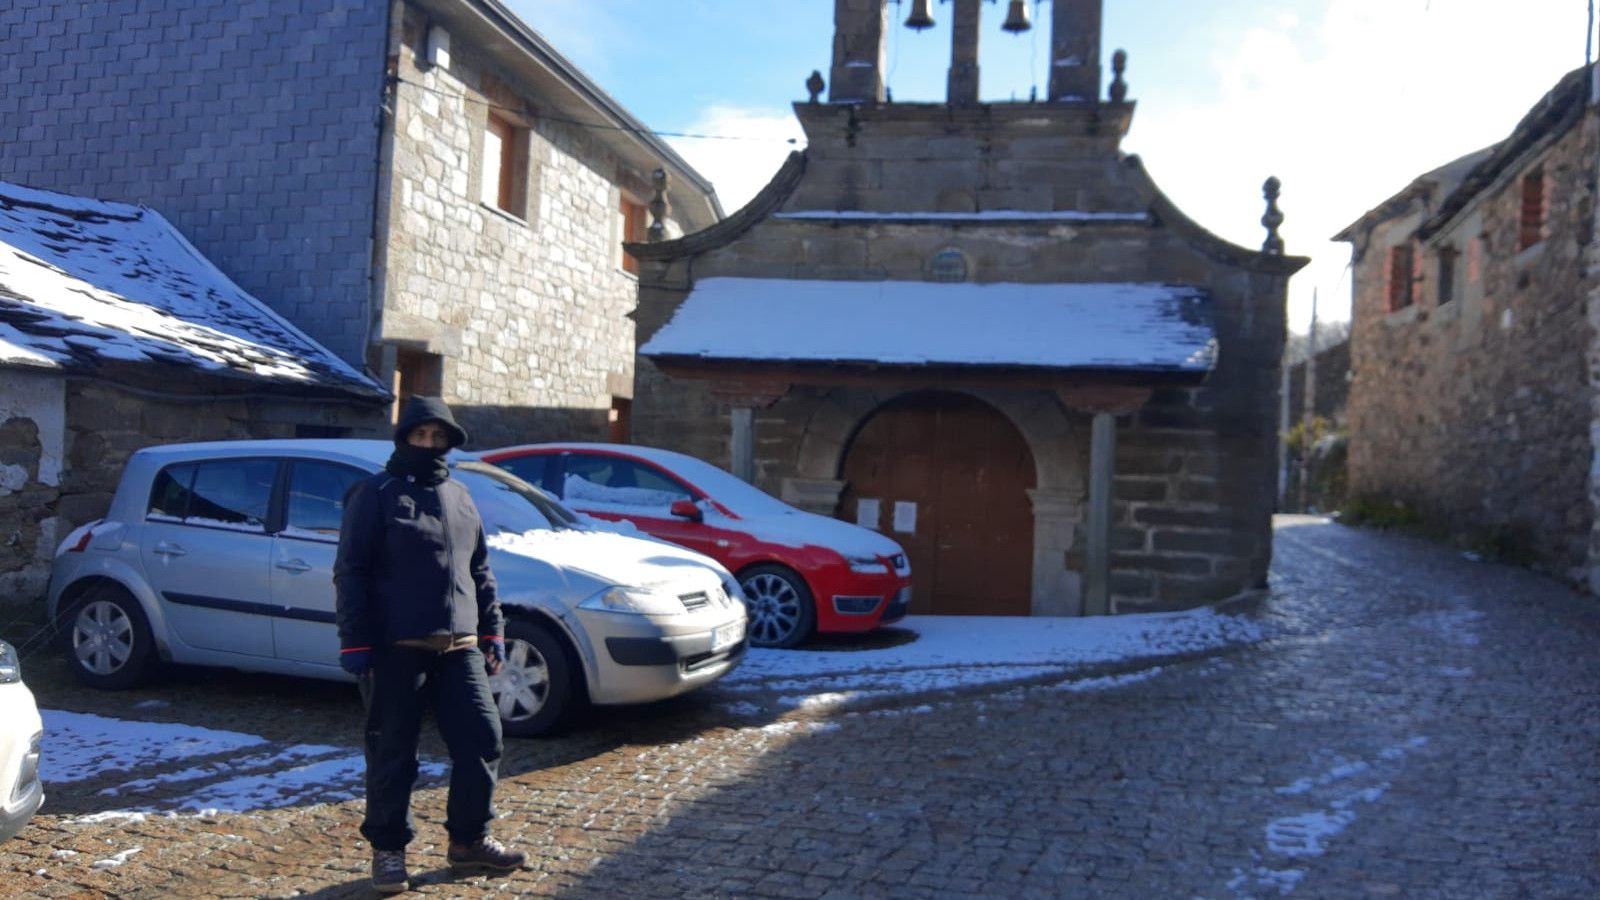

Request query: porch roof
[{"left": 640, "top": 277, "right": 1217, "bottom": 377}]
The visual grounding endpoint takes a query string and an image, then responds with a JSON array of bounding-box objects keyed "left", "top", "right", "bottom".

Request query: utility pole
[{"left": 1298, "top": 288, "right": 1319, "bottom": 512}]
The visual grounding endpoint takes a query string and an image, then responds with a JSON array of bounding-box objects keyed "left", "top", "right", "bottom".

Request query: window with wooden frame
[
  {"left": 620, "top": 195, "right": 647, "bottom": 274},
  {"left": 1518, "top": 167, "right": 1546, "bottom": 251},
  {"left": 1436, "top": 247, "right": 1457, "bottom": 305},
  {"left": 1386, "top": 244, "right": 1414, "bottom": 312},
  {"left": 481, "top": 112, "right": 529, "bottom": 218},
  {"left": 392, "top": 347, "right": 443, "bottom": 422}
]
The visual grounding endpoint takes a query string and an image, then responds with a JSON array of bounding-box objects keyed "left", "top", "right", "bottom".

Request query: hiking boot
[
  {"left": 371, "top": 849, "right": 409, "bottom": 893},
  {"left": 447, "top": 836, "right": 527, "bottom": 874}
]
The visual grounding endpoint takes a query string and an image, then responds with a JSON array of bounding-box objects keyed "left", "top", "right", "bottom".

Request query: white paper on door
[
  {"left": 856, "top": 497, "right": 881, "bottom": 530},
  {"left": 892, "top": 501, "right": 917, "bottom": 534}
]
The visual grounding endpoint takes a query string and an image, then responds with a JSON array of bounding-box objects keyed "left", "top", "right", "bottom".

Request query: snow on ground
[
  {"left": 38, "top": 609, "right": 1268, "bottom": 817},
  {"left": 721, "top": 608, "right": 1270, "bottom": 710}
]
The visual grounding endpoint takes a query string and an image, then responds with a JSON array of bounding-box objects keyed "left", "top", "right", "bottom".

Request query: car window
[
  {"left": 563, "top": 454, "right": 691, "bottom": 511},
  {"left": 285, "top": 461, "right": 366, "bottom": 538},
  {"left": 454, "top": 463, "right": 559, "bottom": 535},
  {"left": 184, "top": 459, "right": 277, "bottom": 531},
  {"left": 495, "top": 454, "right": 548, "bottom": 489},
  {"left": 148, "top": 463, "right": 197, "bottom": 520}
]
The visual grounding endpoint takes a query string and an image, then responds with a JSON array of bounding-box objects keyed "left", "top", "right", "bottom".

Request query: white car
[
  {"left": 0, "top": 639, "right": 44, "bottom": 842},
  {"left": 46, "top": 440, "right": 747, "bottom": 736}
]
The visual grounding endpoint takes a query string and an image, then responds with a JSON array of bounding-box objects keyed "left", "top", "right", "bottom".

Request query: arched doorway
[{"left": 840, "top": 391, "right": 1036, "bottom": 616}]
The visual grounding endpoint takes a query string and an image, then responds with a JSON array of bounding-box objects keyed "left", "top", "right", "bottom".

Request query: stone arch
[{"left": 781, "top": 385, "right": 1089, "bottom": 616}]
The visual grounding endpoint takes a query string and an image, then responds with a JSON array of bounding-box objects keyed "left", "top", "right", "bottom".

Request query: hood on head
[{"left": 394, "top": 395, "right": 468, "bottom": 448}]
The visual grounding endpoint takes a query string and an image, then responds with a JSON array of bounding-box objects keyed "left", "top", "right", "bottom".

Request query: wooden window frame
[
  {"left": 620, "top": 195, "right": 647, "bottom": 275},
  {"left": 1435, "top": 246, "right": 1457, "bottom": 306},
  {"left": 1386, "top": 244, "right": 1414, "bottom": 312},
  {"left": 481, "top": 111, "right": 530, "bottom": 219},
  {"left": 1518, "top": 167, "right": 1546, "bottom": 251}
]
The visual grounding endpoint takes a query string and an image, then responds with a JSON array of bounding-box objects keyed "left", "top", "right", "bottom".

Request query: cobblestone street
[{"left": 3, "top": 515, "right": 1598, "bottom": 898}]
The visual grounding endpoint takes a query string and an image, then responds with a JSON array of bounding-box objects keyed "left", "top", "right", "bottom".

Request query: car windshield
[{"left": 454, "top": 461, "right": 583, "bottom": 534}]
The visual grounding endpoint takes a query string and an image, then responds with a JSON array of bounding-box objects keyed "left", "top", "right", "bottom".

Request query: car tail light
[{"left": 64, "top": 520, "right": 103, "bottom": 553}]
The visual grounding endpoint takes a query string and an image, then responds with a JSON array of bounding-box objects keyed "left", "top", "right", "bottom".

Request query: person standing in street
[{"left": 334, "top": 395, "right": 527, "bottom": 893}]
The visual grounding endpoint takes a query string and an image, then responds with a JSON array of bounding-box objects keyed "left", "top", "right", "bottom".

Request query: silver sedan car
[{"left": 46, "top": 440, "right": 747, "bottom": 736}]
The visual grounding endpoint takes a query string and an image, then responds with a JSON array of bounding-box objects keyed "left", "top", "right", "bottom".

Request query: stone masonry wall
[
  {"left": 633, "top": 109, "right": 1292, "bottom": 614},
  {"left": 0, "top": 0, "right": 390, "bottom": 365},
  {"left": 0, "top": 377, "right": 384, "bottom": 613},
  {"left": 381, "top": 7, "right": 645, "bottom": 448},
  {"left": 1349, "top": 114, "right": 1597, "bottom": 579}
]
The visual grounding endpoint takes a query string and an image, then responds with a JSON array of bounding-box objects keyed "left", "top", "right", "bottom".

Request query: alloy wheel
[{"left": 743, "top": 572, "right": 803, "bottom": 645}]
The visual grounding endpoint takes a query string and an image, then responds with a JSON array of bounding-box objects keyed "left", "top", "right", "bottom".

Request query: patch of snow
[
  {"left": 90, "top": 847, "right": 142, "bottom": 869},
  {"left": 42, "top": 710, "right": 268, "bottom": 784}
]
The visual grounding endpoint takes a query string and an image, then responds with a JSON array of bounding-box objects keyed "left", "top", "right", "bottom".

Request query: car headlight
[
  {"left": 0, "top": 641, "right": 20, "bottom": 684},
  {"left": 847, "top": 556, "right": 889, "bottom": 575},
  {"left": 579, "top": 586, "right": 686, "bottom": 616}
]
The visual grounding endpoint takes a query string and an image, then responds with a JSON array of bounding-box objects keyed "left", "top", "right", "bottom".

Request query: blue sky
[{"left": 509, "top": 0, "right": 1593, "bottom": 330}]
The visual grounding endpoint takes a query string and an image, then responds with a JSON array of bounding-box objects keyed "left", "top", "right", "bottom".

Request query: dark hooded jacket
[{"left": 333, "top": 397, "right": 504, "bottom": 651}]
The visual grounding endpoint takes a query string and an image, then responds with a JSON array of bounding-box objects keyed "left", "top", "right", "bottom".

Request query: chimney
[
  {"left": 1048, "top": 0, "right": 1103, "bottom": 101},
  {"left": 946, "top": 0, "right": 981, "bottom": 105},
  {"left": 828, "top": 0, "right": 887, "bottom": 103}
]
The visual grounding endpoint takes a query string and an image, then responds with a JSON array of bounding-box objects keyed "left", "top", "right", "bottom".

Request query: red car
[{"left": 480, "top": 443, "right": 912, "bottom": 648}]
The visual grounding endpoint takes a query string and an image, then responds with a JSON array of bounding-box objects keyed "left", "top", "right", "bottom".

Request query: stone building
[
  {"left": 1, "top": 0, "right": 721, "bottom": 447},
  {"left": 626, "top": 0, "right": 1307, "bottom": 617},
  {"left": 1, "top": 181, "right": 387, "bottom": 608},
  {"left": 1335, "top": 65, "right": 1598, "bottom": 587}
]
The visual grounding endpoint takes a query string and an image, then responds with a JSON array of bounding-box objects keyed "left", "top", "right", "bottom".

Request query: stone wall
[
  {"left": 1349, "top": 114, "right": 1597, "bottom": 579},
  {"left": 1287, "top": 340, "right": 1351, "bottom": 426},
  {"left": 0, "top": 375, "right": 384, "bottom": 612},
  {"left": 380, "top": 6, "right": 648, "bottom": 448},
  {"left": 0, "top": 0, "right": 389, "bottom": 365}
]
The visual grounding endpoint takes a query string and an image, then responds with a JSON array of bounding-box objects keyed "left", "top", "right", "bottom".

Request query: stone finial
[
  {"left": 1261, "top": 176, "right": 1285, "bottom": 255},
  {"left": 806, "top": 70, "right": 825, "bottom": 104},
  {"left": 1108, "top": 49, "right": 1127, "bottom": 102},
  {"left": 647, "top": 168, "right": 671, "bottom": 242}
]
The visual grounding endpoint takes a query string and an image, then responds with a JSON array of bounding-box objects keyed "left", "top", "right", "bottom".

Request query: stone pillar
[
  {"left": 1027, "top": 487, "right": 1084, "bottom": 616},
  {"left": 947, "top": 0, "right": 982, "bottom": 105},
  {"left": 1084, "top": 411, "right": 1115, "bottom": 615},
  {"left": 829, "top": 0, "right": 887, "bottom": 103},
  {"left": 730, "top": 407, "right": 755, "bottom": 483},
  {"left": 1048, "top": 0, "right": 1102, "bottom": 102}
]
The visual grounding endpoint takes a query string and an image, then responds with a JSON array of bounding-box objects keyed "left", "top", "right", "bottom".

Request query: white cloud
[
  {"left": 1125, "top": 0, "right": 1590, "bottom": 329},
  {"left": 666, "top": 106, "right": 807, "bottom": 213}
]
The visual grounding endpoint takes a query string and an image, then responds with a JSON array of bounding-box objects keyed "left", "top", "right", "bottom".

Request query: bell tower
[{"left": 826, "top": 0, "right": 1107, "bottom": 105}]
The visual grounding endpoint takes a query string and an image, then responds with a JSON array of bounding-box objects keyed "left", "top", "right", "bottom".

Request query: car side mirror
[{"left": 669, "top": 499, "right": 703, "bottom": 523}]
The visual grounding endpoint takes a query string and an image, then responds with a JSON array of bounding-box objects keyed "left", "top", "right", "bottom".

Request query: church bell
[
  {"left": 1000, "top": 0, "right": 1032, "bottom": 33},
  {"left": 903, "top": 0, "right": 935, "bottom": 31}
]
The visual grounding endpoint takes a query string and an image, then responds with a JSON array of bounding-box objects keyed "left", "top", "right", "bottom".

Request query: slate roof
[
  {"left": 0, "top": 181, "right": 384, "bottom": 398},
  {"left": 640, "top": 278, "right": 1217, "bottom": 374}
]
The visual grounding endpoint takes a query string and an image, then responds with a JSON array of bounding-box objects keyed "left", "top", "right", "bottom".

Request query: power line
[{"left": 390, "top": 75, "right": 800, "bottom": 145}]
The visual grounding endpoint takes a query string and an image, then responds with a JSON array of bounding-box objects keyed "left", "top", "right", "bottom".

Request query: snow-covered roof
[
  {"left": 641, "top": 277, "right": 1217, "bottom": 373},
  {"left": 0, "top": 181, "right": 384, "bottom": 397}
]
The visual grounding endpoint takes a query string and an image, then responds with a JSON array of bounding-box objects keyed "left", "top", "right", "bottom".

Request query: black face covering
[{"left": 386, "top": 443, "right": 449, "bottom": 485}]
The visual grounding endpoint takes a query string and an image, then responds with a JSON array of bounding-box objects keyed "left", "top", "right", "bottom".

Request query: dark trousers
[{"left": 359, "top": 644, "right": 502, "bottom": 851}]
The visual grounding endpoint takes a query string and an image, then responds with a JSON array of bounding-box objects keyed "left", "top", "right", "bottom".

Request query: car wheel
[
  {"left": 738, "top": 564, "right": 815, "bottom": 649},
  {"left": 65, "top": 583, "right": 157, "bottom": 690},
  {"left": 490, "top": 619, "right": 576, "bottom": 737}
]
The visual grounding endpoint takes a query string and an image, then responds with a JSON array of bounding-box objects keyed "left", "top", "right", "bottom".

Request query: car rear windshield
[{"left": 454, "top": 462, "right": 579, "bottom": 534}]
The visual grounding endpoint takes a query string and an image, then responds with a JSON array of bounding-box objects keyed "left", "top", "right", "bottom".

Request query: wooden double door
[{"left": 840, "top": 391, "right": 1035, "bottom": 616}]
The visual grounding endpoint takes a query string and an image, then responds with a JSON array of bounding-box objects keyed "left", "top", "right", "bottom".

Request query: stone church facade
[{"left": 627, "top": 0, "right": 1305, "bottom": 617}]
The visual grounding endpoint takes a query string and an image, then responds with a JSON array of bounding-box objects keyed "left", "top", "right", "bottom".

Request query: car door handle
[
  {"left": 153, "top": 541, "right": 187, "bottom": 558},
  {"left": 275, "top": 559, "right": 313, "bottom": 573}
]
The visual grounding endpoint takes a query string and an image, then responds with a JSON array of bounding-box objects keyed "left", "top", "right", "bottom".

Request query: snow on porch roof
[
  {"left": 0, "top": 181, "right": 384, "bottom": 397},
  {"left": 640, "top": 278, "right": 1218, "bottom": 374}
]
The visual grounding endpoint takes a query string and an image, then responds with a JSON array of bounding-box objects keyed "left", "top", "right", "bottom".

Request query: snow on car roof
[{"left": 0, "top": 180, "right": 384, "bottom": 397}]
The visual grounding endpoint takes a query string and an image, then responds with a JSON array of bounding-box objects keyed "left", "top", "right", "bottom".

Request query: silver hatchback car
[{"left": 46, "top": 440, "right": 747, "bottom": 736}]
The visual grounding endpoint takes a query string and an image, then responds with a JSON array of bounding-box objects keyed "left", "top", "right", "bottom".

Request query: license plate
[{"left": 712, "top": 620, "right": 743, "bottom": 652}]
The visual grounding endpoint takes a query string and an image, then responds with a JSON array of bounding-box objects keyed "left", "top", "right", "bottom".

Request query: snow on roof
[
  {"left": 0, "top": 181, "right": 384, "bottom": 396},
  {"left": 641, "top": 277, "right": 1217, "bottom": 372},
  {"left": 774, "top": 210, "right": 1151, "bottom": 223}
]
